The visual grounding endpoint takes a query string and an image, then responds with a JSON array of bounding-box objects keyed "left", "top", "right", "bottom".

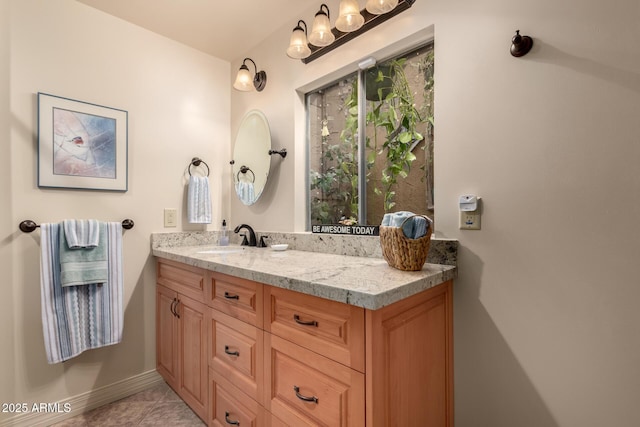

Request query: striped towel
[
  {"left": 235, "top": 181, "right": 256, "bottom": 206},
  {"left": 63, "top": 219, "right": 100, "bottom": 248},
  {"left": 187, "top": 175, "right": 212, "bottom": 224},
  {"left": 40, "top": 222, "right": 124, "bottom": 364}
]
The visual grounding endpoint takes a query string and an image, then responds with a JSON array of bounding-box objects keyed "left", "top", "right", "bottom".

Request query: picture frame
[{"left": 37, "top": 92, "right": 128, "bottom": 191}]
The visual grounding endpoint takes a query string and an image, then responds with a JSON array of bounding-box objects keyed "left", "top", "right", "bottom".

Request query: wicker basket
[{"left": 379, "top": 215, "right": 433, "bottom": 271}]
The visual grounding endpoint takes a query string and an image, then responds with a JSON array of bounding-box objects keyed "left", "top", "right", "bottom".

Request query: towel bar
[{"left": 19, "top": 219, "right": 135, "bottom": 233}]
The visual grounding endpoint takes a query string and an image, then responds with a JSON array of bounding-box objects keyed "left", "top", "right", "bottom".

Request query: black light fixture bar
[{"left": 302, "top": 0, "right": 416, "bottom": 64}]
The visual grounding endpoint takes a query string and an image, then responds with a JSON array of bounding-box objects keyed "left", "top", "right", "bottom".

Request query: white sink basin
[{"left": 196, "top": 247, "right": 245, "bottom": 255}]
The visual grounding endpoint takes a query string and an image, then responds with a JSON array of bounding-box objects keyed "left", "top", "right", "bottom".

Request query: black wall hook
[{"left": 510, "top": 30, "right": 533, "bottom": 57}]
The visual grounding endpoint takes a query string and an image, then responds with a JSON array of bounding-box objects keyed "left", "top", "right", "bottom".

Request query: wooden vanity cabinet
[
  {"left": 156, "top": 260, "right": 208, "bottom": 422},
  {"left": 156, "top": 258, "right": 453, "bottom": 426},
  {"left": 365, "top": 280, "right": 453, "bottom": 426}
]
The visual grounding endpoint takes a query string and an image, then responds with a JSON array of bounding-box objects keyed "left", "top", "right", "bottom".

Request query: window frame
[{"left": 305, "top": 40, "right": 435, "bottom": 231}]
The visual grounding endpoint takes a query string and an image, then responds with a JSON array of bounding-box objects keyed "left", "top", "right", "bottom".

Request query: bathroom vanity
[{"left": 153, "top": 241, "right": 456, "bottom": 426}]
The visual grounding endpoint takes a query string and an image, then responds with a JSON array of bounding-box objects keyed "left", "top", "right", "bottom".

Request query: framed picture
[{"left": 37, "top": 93, "right": 128, "bottom": 191}]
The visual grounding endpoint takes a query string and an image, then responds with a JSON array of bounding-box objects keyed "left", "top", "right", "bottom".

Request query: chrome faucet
[{"left": 233, "top": 224, "right": 257, "bottom": 246}]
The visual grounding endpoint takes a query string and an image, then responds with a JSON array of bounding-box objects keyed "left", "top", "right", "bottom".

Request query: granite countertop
[{"left": 152, "top": 244, "right": 456, "bottom": 310}]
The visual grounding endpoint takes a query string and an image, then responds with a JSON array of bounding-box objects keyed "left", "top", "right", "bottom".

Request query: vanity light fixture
[
  {"left": 287, "top": 20, "right": 312, "bottom": 59},
  {"left": 308, "top": 4, "right": 335, "bottom": 47},
  {"left": 288, "top": 0, "right": 415, "bottom": 64},
  {"left": 366, "top": 0, "right": 398, "bottom": 15},
  {"left": 233, "top": 58, "right": 267, "bottom": 92},
  {"left": 336, "top": 0, "right": 365, "bottom": 33}
]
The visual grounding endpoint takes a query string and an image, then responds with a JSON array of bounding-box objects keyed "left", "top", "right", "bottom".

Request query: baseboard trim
[{"left": 0, "top": 369, "right": 164, "bottom": 427}]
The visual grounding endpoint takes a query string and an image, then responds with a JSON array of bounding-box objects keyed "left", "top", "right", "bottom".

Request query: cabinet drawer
[
  {"left": 265, "top": 334, "right": 364, "bottom": 427},
  {"left": 264, "top": 286, "right": 365, "bottom": 372},
  {"left": 209, "top": 368, "right": 266, "bottom": 427},
  {"left": 157, "top": 259, "right": 205, "bottom": 301},
  {"left": 209, "top": 272, "right": 263, "bottom": 328},
  {"left": 209, "top": 308, "right": 264, "bottom": 404}
]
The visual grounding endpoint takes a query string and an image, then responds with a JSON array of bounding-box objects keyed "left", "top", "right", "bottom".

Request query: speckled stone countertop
[{"left": 152, "top": 236, "right": 457, "bottom": 310}]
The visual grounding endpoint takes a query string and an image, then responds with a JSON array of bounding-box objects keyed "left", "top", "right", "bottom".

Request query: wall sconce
[
  {"left": 309, "top": 4, "right": 335, "bottom": 47},
  {"left": 233, "top": 58, "right": 267, "bottom": 92},
  {"left": 288, "top": 0, "right": 415, "bottom": 64},
  {"left": 287, "top": 20, "right": 312, "bottom": 59}
]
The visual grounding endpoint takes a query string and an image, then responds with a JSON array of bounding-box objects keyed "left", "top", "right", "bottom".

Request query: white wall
[
  {"left": 1, "top": 0, "right": 16, "bottom": 410},
  {"left": 2, "top": 0, "right": 230, "bottom": 420},
  {"left": 231, "top": 0, "right": 640, "bottom": 425}
]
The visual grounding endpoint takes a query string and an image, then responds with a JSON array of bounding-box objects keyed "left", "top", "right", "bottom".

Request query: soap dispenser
[{"left": 219, "top": 220, "right": 229, "bottom": 246}]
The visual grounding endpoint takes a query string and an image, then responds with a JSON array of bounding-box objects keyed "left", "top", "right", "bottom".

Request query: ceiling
[{"left": 77, "top": 0, "right": 317, "bottom": 61}]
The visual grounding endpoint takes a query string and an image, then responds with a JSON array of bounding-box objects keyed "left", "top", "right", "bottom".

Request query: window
[{"left": 307, "top": 42, "right": 435, "bottom": 229}]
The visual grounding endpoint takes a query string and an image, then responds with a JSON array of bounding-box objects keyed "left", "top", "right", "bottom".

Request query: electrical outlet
[
  {"left": 164, "top": 208, "right": 177, "bottom": 227},
  {"left": 460, "top": 210, "right": 481, "bottom": 230}
]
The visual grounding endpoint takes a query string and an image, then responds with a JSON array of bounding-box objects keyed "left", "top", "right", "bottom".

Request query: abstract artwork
[{"left": 38, "top": 93, "right": 128, "bottom": 191}]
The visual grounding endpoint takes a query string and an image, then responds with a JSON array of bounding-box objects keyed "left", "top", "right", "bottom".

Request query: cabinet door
[
  {"left": 156, "top": 285, "right": 178, "bottom": 389},
  {"left": 366, "top": 281, "right": 453, "bottom": 427},
  {"left": 176, "top": 293, "right": 208, "bottom": 422}
]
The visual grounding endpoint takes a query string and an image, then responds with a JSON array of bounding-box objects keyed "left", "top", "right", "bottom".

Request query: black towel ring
[
  {"left": 188, "top": 157, "right": 210, "bottom": 176},
  {"left": 236, "top": 165, "right": 255, "bottom": 183}
]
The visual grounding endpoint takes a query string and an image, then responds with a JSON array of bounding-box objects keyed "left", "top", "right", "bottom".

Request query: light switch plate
[{"left": 164, "top": 208, "right": 177, "bottom": 227}]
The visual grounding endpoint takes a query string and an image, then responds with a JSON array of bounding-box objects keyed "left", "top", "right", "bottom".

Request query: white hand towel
[
  {"left": 188, "top": 175, "right": 212, "bottom": 224},
  {"left": 235, "top": 181, "right": 256, "bottom": 206}
]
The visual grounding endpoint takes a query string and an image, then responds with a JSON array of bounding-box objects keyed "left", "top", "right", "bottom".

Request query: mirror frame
[{"left": 232, "top": 110, "right": 272, "bottom": 205}]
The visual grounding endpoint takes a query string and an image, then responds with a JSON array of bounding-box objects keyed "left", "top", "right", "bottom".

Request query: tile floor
[{"left": 50, "top": 382, "right": 205, "bottom": 426}]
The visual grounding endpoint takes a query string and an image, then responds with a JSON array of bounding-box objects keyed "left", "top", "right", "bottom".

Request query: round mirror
[{"left": 232, "top": 110, "right": 271, "bottom": 205}]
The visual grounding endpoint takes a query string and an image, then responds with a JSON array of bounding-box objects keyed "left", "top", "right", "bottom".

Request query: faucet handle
[
  {"left": 239, "top": 233, "right": 249, "bottom": 246},
  {"left": 258, "top": 235, "right": 269, "bottom": 248}
]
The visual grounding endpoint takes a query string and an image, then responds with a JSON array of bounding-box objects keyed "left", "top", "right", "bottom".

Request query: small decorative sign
[{"left": 312, "top": 224, "right": 379, "bottom": 236}]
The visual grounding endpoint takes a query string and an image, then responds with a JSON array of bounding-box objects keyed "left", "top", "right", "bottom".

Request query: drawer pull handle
[
  {"left": 224, "top": 345, "right": 240, "bottom": 357},
  {"left": 224, "top": 292, "right": 240, "bottom": 300},
  {"left": 294, "top": 314, "right": 318, "bottom": 327},
  {"left": 293, "top": 385, "right": 319, "bottom": 404},
  {"left": 224, "top": 411, "right": 240, "bottom": 426},
  {"left": 174, "top": 299, "right": 180, "bottom": 319}
]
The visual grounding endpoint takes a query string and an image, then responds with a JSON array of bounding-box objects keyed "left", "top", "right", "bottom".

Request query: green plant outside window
[{"left": 308, "top": 43, "right": 434, "bottom": 229}]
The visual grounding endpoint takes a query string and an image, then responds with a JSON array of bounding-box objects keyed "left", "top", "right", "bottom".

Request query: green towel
[{"left": 59, "top": 222, "right": 108, "bottom": 287}]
